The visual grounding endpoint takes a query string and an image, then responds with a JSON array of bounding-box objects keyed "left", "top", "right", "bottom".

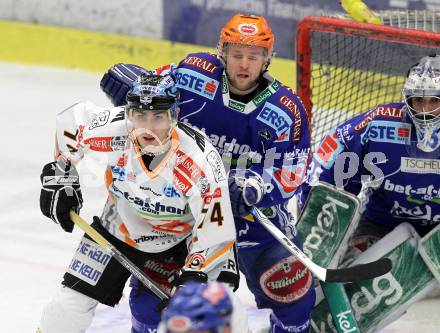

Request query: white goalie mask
[{"left": 403, "top": 54, "right": 440, "bottom": 153}]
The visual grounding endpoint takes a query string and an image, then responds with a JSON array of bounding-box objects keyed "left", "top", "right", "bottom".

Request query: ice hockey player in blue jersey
[
  {"left": 303, "top": 54, "right": 440, "bottom": 261},
  {"left": 158, "top": 281, "right": 234, "bottom": 333},
  {"left": 101, "top": 13, "right": 316, "bottom": 333}
]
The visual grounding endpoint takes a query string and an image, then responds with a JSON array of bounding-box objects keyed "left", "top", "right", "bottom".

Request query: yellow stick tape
[
  {"left": 70, "top": 211, "right": 111, "bottom": 250},
  {"left": 0, "top": 20, "right": 295, "bottom": 86}
]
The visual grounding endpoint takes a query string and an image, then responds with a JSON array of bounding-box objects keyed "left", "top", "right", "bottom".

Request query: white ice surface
[{"left": 0, "top": 62, "right": 439, "bottom": 333}]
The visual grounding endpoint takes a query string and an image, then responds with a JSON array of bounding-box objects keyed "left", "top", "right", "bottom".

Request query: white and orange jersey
[{"left": 55, "top": 101, "right": 236, "bottom": 275}]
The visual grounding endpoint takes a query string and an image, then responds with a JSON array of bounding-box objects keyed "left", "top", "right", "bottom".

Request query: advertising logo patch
[
  {"left": 238, "top": 23, "right": 258, "bottom": 35},
  {"left": 354, "top": 106, "right": 402, "bottom": 131},
  {"left": 206, "top": 150, "right": 225, "bottom": 182},
  {"left": 182, "top": 56, "right": 217, "bottom": 74},
  {"left": 364, "top": 121, "right": 411, "bottom": 145},
  {"left": 68, "top": 237, "right": 112, "bottom": 286},
  {"left": 315, "top": 131, "right": 344, "bottom": 169},
  {"left": 163, "top": 183, "right": 181, "bottom": 198},
  {"left": 84, "top": 137, "right": 112, "bottom": 152},
  {"left": 110, "top": 136, "right": 127, "bottom": 151},
  {"left": 175, "top": 68, "right": 219, "bottom": 100},
  {"left": 89, "top": 110, "right": 110, "bottom": 130},
  {"left": 188, "top": 252, "right": 206, "bottom": 268},
  {"left": 279, "top": 95, "right": 302, "bottom": 142},
  {"left": 401, "top": 157, "right": 440, "bottom": 175},
  {"left": 175, "top": 150, "right": 206, "bottom": 184},
  {"left": 257, "top": 102, "right": 293, "bottom": 142},
  {"left": 260, "top": 256, "right": 312, "bottom": 303}
]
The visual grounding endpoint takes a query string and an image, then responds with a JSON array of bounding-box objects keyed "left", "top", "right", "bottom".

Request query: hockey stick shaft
[
  {"left": 70, "top": 211, "right": 169, "bottom": 300},
  {"left": 250, "top": 206, "right": 392, "bottom": 282}
]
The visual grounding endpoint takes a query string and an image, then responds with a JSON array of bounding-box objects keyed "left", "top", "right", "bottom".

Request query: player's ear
[{"left": 176, "top": 107, "right": 180, "bottom": 116}]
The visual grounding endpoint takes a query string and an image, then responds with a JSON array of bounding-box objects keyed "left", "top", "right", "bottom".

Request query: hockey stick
[
  {"left": 250, "top": 206, "right": 392, "bottom": 282},
  {"left": 69, "top": 211, "right": 170, "bottom": 300}
]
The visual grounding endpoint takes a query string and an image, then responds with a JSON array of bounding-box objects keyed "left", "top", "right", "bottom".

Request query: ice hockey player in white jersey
[
  {"left": 37, "top": 73, "right": 244, "bottom": 333},
  {"left": 158, "top": 281, "right": 248, "bottom": 333}
]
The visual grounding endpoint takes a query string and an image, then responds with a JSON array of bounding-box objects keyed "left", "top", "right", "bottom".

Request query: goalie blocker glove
[
  {"left": 100, "top": 63, "right": 145, "bottom": 106},
  {"left": 40, "top": 160, "right": 83, "bottom": 233}
]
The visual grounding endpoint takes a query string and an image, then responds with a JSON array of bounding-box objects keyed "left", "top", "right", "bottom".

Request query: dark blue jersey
[
  {"left": 305, "top": 102, "right": 440, "bottom": 235},
  {"left": 165, "top": 52, "right": 311, "bottom": 209}
]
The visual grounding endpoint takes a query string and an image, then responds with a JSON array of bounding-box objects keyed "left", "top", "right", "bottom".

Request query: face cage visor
[{"left": 125, "top": 106, "right": 177, "bottom": 156}]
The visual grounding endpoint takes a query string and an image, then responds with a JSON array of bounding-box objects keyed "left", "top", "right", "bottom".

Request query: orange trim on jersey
[
  {"left": 185, "top": 240, "right": 236, "bottom": 270},
  {"left": 104, "top": 168, "right": 116, "bottom": 203},
  {"left": 104, "top": 168, "right": 113, "bottom": 189},
  {"left": 152, "top": 220, "right": 192, "bottom": 235},
  {"left": 134, "top": 129, "right": 180, "bottom": 179},
  {"left": 118, "top": 223, "right": 137, "bottom": 248}
]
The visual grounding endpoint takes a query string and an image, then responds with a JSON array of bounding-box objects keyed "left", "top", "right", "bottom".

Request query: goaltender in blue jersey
[
  {"left": 101, "top": 13, "right": 315, "bottom": 333},
  {"left": 303, "top": 54, "right": 440, "bottom": 259}
]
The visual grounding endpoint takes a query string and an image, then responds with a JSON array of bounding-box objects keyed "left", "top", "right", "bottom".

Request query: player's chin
[{"left": 233, "top": 77, "right": 253, "bottom": 91}]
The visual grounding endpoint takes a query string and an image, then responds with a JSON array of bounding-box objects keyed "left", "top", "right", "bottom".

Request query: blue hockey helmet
[
  {"left": 126, "top": 73, "right": 179, "bottom": 113},
  {"left": 162, "top": 282, "right": 233, "bottom": 333},
  {"left": 125, "top": 73, "right": 180, "bottom": 155}
]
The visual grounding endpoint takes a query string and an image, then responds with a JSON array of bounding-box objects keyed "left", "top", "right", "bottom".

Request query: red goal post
[{"left": 296, "top": 16, "right": 440, "bottom": 149}]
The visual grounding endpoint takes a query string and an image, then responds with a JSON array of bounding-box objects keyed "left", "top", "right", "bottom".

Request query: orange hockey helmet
[{"left": 218, "top": 13, "right": 275, "bottom": 58}]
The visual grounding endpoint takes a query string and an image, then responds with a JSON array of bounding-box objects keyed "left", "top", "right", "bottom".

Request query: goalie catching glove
[
  {"left": 40, "top": 160, "right": 83, "bottom": 232},
  {"left": 228, "top": 169, "right": 265, "bottom": 217}
]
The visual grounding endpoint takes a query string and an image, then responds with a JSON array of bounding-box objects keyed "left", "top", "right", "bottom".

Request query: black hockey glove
[
  {"left": 158, "top": 270, "right": 208, "bottom": 312},
  {"left": 100, "top": 63, "right": 146, "bottom": 106},
  {"left": 40, "top": 160, "right": 83, "bottom": 233}
]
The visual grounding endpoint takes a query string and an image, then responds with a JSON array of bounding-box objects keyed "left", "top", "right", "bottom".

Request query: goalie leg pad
[
  {"left": 311, "top": 223, "right": 438, "bottom": 333},
  {"left": 38, "top": 287, "right": 98, "bottom": 333},
  {"left": 419, "top": 223, "right": 440, "bottom": 283},
  {"left": 346, "top": 223, "right": 436, "bottom": 332},
  {"left": 341, "top": 219, "right": 392, "bottom": 267}
]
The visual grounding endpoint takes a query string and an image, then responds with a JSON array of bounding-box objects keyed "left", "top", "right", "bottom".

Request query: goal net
[{"left": 296, "top": 13, "right": 440, "bottom": 150}]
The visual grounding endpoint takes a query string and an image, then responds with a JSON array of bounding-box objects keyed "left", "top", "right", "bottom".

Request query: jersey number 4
[{"left": 199, "top": 202, "right": 224, "bottom": 228}]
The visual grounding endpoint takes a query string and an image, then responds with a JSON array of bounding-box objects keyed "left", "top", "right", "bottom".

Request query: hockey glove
[
  {"left": 100, "top": 63, "right": 146, "bottom": 106},
  {"left": 228, "top": 169, "right": 265, "bottom": 217},
  {"left": 40, "top": 160, "right": 83, "bottom": 233},
  {"left": 158, "top": 270, "right": 208, "bottom": 311}
]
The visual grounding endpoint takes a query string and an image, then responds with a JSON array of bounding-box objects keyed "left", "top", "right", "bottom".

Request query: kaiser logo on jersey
[
  {"left": 257, "top": 102, "right": 293, "bottom": 142},
  {"left": 84, "top": 137, "right": 112, "bottom": 152},
  {"left": 238, "top": 23, "right": 258, "bottom": 35},
  {"left": 176, "top": 149, "right": 206, "bottom": 183},
  {"left": 175, "top": 68, "right": 219, "bottom": 100},
  {"left": 260, "top": 256, "right": 312, "bottom": 303}
]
